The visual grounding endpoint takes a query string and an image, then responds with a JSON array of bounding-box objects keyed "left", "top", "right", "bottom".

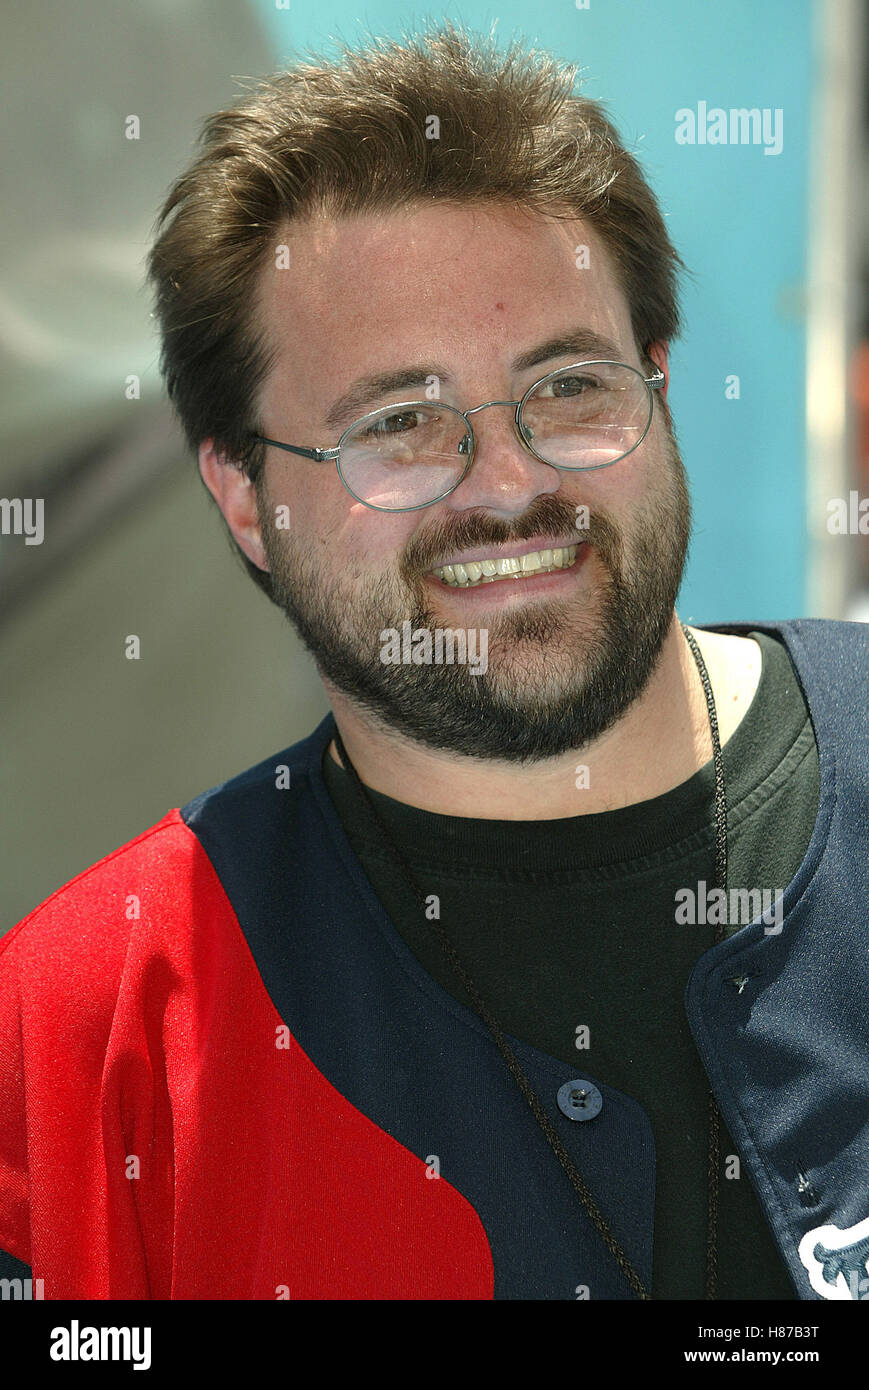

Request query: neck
[{"left": 324, "top": 615, "right": 761, "bottom": 820}]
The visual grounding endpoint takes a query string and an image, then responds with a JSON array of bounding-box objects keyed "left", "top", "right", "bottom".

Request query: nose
[{"left": 446, "top": 401, "right": 562, "bottom": 514}]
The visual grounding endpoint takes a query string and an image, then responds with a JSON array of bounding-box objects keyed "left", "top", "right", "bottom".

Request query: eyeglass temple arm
[
  {"left": 251, "top": 435, "right": 339, "bottom": 462},
  {"left": 645, "top": 368, "right": 666, "bottom": 389}
]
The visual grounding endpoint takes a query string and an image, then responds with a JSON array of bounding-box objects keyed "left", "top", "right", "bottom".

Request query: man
[{"left": 1, "top": 22, "right": 868, "bottom": 1302}]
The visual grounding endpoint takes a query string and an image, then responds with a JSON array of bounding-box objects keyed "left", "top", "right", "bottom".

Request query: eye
[
  {"left": 360, "top": 409, "right": 428, "bottom": 439},
  {"left": 540, "top": 373, "right": 602, "bottom": 398}
]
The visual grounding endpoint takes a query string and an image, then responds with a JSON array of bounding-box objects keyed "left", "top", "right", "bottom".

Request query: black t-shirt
[{"left": 322, "top": 629, "right": 820, "bottom": 1299}]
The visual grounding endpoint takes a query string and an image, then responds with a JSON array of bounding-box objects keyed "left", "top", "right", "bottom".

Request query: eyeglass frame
[{"left": 249, "top": 358, "right": 667, "bottom": 513}]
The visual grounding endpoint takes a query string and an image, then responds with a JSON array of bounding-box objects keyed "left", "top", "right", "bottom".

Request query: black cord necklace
[{"left": 331, "top": 621, "right": 728, "bottom": 1300}]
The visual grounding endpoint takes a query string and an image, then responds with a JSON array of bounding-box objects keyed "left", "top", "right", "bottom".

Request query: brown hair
[{"left": 147, "top": 19, "right": 686, "bottom": 599}]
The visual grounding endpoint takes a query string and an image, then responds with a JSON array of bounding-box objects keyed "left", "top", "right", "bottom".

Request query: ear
[
  {"left": 645, "top": 341, "right": 670, "bottom": 403},
  {"left": 198, "top": 439, "right": 270, "bottom": 572}
]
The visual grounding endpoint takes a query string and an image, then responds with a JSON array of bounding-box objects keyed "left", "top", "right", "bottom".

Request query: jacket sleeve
[{"left": 0, "top": 822, "right": 181, "bottom": 1299}]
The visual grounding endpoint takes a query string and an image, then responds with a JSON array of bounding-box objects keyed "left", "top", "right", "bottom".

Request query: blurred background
[{"left": 2, "top": 0, "right": 866, "bottom": 930}]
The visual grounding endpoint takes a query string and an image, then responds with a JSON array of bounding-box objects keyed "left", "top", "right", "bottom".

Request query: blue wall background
[{"left": 252, "top": 0, "right": 813, "bottom": 623}]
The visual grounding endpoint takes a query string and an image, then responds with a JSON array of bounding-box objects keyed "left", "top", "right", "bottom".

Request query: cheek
[
  {"left": 580, "top": 423, "right": 672, "bottom": 516},
  {"left": 283, "top": 478, "right": 418, "bottom": 571},
  {"left": 578, "top": 460, "right": 648, "bottom": 521}
]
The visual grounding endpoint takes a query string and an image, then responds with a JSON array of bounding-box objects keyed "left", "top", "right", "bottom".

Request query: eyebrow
[{"left": 322, "top": 326, "right": 626, "bottom": 430}]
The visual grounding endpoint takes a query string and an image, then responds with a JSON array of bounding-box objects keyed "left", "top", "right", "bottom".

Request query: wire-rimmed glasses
[{"left": 250, "top": 359, "right": 666, "bottom": 512}]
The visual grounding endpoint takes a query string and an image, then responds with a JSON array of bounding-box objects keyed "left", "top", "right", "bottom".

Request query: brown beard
[{"left": 256, "top": 424, "right": 692, "bottom": 762}]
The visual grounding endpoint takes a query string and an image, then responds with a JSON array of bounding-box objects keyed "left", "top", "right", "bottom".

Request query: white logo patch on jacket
[{"left": 798, "top": 1216, "right": 869, "bottom": 1299}]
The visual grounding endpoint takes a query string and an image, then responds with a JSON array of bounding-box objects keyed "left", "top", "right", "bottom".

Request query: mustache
[{"left": 401, "top": 493, "right": 622, "bottom": 579}]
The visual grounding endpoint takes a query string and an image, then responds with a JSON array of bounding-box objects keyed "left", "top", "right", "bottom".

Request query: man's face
[{"left": 252, "top": 201, "right": 691, "bottom": 761}]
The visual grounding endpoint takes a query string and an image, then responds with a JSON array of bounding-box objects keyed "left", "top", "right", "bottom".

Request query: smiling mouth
[{"left": 430, "top": 544, "right": 580, "bottom": 588}]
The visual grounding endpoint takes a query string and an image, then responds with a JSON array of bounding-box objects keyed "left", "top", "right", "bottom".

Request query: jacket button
[{"left": 557, "top": 1079, "right": 602, "bottom": 1121}]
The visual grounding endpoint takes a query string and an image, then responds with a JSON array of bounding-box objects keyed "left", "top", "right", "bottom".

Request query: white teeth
[{"left": 432, "top": 544, "right": 579, "bottom": 588}]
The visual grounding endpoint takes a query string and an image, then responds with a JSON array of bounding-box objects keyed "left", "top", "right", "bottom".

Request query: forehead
[{"left": 255, "top": 202, "right": 634, "bottom": 410}]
